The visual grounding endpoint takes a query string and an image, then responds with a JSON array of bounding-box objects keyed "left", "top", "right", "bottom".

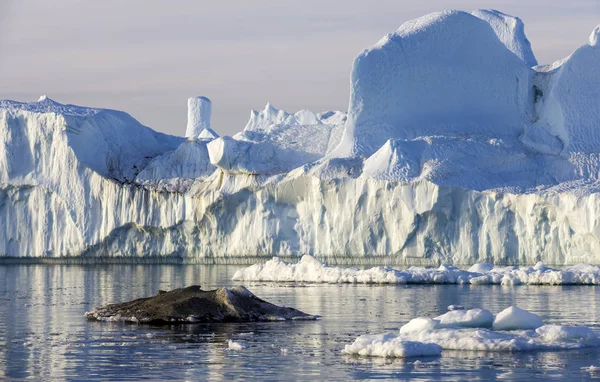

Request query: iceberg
[{"left": 2, "top": 10, "right": 600, "bottom": 265}]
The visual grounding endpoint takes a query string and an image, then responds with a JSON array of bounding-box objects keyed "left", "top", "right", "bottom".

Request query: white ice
[
  {"left": 492, "top": 306, "right": 544, "bottom": 330},
  {"left": 434, "top": 308, "right": 494, "bottom": 329},
  {"left": 342, "top": 333, "right": 442, "bottom": 358},
  {"left": 185, "top": 96, "right": 212, "bottom": 139},
  {"left": 233, "top": 255, "right": 600, "bottom": 285},
  {"left": 345, "top": 307, "right": 599, "bottom": 358}
]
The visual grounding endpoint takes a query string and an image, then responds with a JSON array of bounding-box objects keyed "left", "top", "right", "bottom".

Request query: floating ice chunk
[
  {"left": 227, "top": 340, "right": 245, "bottom": 351},
  {"left": 233, "top": 256, "right": 600, "bottom": 285},
  {"left": 492, "top": 306, "right": 543, "bottom": 330},
  {"left": 447, "top": 305, "right": 465, "bottom": 311},
  {"left": 232, "top": 255, "right": 412, "bottom": 284},
  {"left": 347, "top": 307, "right": 599, "bottom": 356},
  {"left": 400, "top": 318, "right": 440, "bottom": 334},
  {"left": 400, "top": 325, "right": 599, "bottom": 352},
  {"left": 434, "top": 308, "right": 494, "bottom": 329},
  {"left": 342, "top": 333, "right": 442, "bottom": 358},
  {"left": 582, "top": 365, "right": 600, "bottom": 373}
]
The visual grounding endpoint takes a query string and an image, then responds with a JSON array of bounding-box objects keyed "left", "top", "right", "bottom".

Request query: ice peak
[
  {"left": 186, "top": 96, "right": 212, "bottom": 138},
  {"left": 197, "top": 127, "right": 219, "bottom": 141},
  {"left": 264, "top": 102, "right": 278, "bottom": 114},
  {"left": 589, "top": 25, "right": 600, "bottom": 47},
  {"left": 36, "top": 95, "right": 59, "bottom": 104}
]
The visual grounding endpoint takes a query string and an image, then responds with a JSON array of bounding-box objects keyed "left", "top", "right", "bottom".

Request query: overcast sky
[{"left": 0, "top": 1, "right": 598, "bottom": 137}]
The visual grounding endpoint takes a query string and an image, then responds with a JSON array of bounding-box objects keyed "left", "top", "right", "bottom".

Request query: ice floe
[
  {"left": 232, "top": 255, "right": 600, "bottom": 285},
  {"left": 344, "top": 307, "right": 600, "bottom": 358}
]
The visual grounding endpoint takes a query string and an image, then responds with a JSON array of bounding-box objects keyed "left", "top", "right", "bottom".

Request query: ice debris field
[
  {"left": 343, "top": 306, "right": 600, "bottom": 358},
  {"left": 233, "top": 255, "right": 600, "bottom": 285},
  {"left": 1, "top": 10, "right": 600, "bottom": 265}
]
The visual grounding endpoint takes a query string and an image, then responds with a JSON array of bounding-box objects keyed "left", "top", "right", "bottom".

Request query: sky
[{"left": 0, "top": 0, "right": 598, "bottom": 137}]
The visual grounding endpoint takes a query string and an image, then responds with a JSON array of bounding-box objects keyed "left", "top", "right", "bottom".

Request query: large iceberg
[{"left": 2, "top": 10, "right": 600, "bottom": 265}]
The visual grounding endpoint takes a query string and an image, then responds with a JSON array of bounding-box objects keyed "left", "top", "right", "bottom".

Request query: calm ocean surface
[{"left": 1, "top": 264, "right": 600, "bottom": 381}]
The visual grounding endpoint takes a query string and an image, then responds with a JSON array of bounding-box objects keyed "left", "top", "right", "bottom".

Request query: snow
[
  {"left": 346, "top": 307, "right": 600, "bottom": 358},
  {"left": 434, "top": 308, "right": 494, "bottom": 329},
  {"left": 492, "top": 306, "right": 544, "bottom": 330},
  {"left": 185, "top": 96, "right": 212, "bottom": 139},
  {"left": 536, "top": 325, "right": 597, "bottom": 343},
  {"left": 360, "top": 136, "right": 577, "bottom": 192},
  {"left": 233, "top": 256, "right": 600, "bottom": 285},
  {"left": 472, "top": 9, "right": 538, "bottom": 67},
  {"left": 342, "top": 333, "right": 442, "bottom": 358},
  {"left": 399, "top": 318, "right": 440, "bottom": 334}
]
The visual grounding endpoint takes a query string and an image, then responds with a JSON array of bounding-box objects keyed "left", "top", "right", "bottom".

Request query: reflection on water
[{"left": 1, "top": 264, "right": 600, "bottom": 380}]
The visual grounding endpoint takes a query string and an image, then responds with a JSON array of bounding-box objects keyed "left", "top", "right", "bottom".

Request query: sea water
[{"left": 1, "top": 264, "right": 599, "bottom": 381}]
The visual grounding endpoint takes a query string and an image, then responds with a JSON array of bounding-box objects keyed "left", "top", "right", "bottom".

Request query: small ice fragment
[
  {"left": 228, "top": 340, "right": 245, "bottom": 351},
  {"left": 582, "top": 365, "right": 600, "bottom": 373}
]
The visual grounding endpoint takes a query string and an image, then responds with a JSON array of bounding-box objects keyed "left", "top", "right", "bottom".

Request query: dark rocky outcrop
[{"left": 84, "top": 285, "right": 318, "bottom": 324}]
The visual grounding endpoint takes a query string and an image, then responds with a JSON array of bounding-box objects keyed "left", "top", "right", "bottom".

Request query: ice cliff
[{"left": 2, "top": 10, "right": 600, "bottom": 265}]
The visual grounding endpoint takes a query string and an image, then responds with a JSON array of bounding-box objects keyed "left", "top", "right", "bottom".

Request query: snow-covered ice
[
  {"left": 472, "top": 9, "right": 538, "bottom": 67},
  {"left": 342, "top": 333, "right": 442, "bottom": 358},
  {"left": 345, "top": 307, "right": 600, "bottom": 358},
  {"left": 399, "top": 318, "right": 441, "bottom": 334},
  {"left": 233, "top": 256, "right": 600, "bottom": 285},
  {"left": 492, "top": 306, "right": 544, "bottom": 331},
  {"left": 434, "top": 308, "right": 494, "bottom": 329},
  {"left": 331, "top": 10, "right": 533, "bottom": 158}
]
